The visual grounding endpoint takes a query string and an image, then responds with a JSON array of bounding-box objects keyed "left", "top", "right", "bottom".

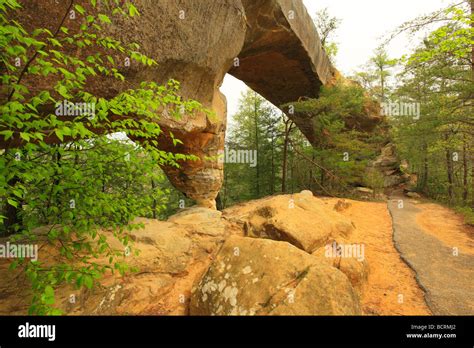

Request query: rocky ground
[{"left": 0, "top": 190, "right": 472, "bottom": 315}]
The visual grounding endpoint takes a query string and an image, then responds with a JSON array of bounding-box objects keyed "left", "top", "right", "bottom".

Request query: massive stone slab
[
  {"left": 223, "top": 191, "right": 354, "bottom": 253},
  {"left": 190, "top": 235, "right": 361, "bottom": 315},
  {"left": 231, "top": 0, "right": 334, "bottom": 105}
]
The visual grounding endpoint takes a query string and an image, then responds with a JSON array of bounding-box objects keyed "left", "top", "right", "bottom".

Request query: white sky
[{"left": 221, "top": 0, "right": 451, "bottom": 122}]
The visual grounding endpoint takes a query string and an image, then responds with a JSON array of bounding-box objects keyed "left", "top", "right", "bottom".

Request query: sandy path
[
  {"left": 388, "top": 194, "right": 474, "bottom": 315},
  {"left": 416, "top": 203, "right": 474, "bottom": 256},
  {"left": 326, "top": 198, "right": 430, "bottom": 315}
]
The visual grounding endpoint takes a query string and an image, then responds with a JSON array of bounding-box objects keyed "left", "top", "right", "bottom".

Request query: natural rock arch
[{"left": 3, "top": 0, "right": 337, "bottom": 209}]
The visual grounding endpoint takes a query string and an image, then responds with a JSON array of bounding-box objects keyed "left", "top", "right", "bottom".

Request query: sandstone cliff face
[
  {"left": 5, "top": 0, "right": 337, "bottom": 208},
  {"left": 108, "top": 0, "right": 249, "bottom": 208}
]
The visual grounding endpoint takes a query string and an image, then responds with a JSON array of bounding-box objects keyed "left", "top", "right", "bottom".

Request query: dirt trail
[
  {"left": 325, "top": 198, "right": 430, "bottom": 315},
  {"left": 388, "top": 194, "right": 474, "bottom": 315}
]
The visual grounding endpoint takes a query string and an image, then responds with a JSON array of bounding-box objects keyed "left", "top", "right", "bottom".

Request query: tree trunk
[
  {"left": 290, "top": 156, "right": 295, "bottom": 193},
  {"left": 254, "top": 92, "right": 260, "bottom": 197},
  {"left": 471, "top": 0, "right": 474, "bottom": 80},
  {"left": 151, "top": 178, "right": 157, "bottom": 219},
  {"left": 320, "top": 150, "right": 326, "bottom": 189},
  {"left": 270, "top": 135, "right": 275, "bottom": 194},
  {"left": 463, "top": 138, "right": 468, "bottom": 203},
  {"left": 472, "top": 147, "right": 474, "bottom": 209},
  {"left": 3, "top": 176, "right": 21, "bottom": 236},
  {"left": 281, "top": 119, "right": 293, "bottom": 193},
  {"left": 471, "top": 140, "right": 474, "bottom": 209},
  {"left": 421, "top": 142, "right": 429, "bottom": 191},
  {"left": 445, "top": 135, "right": 454, "bottom": 203},
  {"left": 216, "top": 193, "right": 224, "bottom": 211},
  {"left": 309, "top": 151, "right": 315, "bottom": 192},
  {"left": 282, "top": 135, "right": 289, "bottom": 193},
  {"left": 380, "top": 71, "right": 385, "bottom": 103},
  {"left": 471, "top": 0, "right": 474, "bottom": 208}
]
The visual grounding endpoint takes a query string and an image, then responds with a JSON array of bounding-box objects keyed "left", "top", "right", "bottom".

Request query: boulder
[
  {"left": 223, "top": 191, "right": 354, "bottom": 253},
  {"left": 373, "top": 143, "right": 398, "bottom": 166},
  {"left": 190, "top": 236, "right": 361, "bottom": 315},
  {"left": 312, "top": 240, "right": 369, "bottom": 292},
  {"left": 405, "top": 192, "right": 421, "bottom": 199},
  {"left": 168, "top": 207, "right": 225, "bottom": 237},
  {"left": 0, "top": 216, "right": 230, "bottom": 315},
  {"left": 370, "top": 144, "right": 407, "bottom": 189},
  {"left": 384, "top": 174, "right": 404, "bottom": 188},
  {"left": 0, "top": 194, "right": 379, "bottom": 316},
  {"left": 356, "top": 187, "right": 374, "bottom": 195},
  {"left": 334, "top": 199, "right": 352, "bottom": 212}
]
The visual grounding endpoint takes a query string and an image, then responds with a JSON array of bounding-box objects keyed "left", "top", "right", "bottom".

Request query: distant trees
[
  {"left": 281, "top": 117, "right": 295, "bottom": 193},
  {"left": 287, "top": 82, "right": 385, "bottom": 193},
  {"left": 352, "top": 46, "right": 397, "bottom": 103},
  {"left": 348, "top": 0, "right": 473, "bottom": 221},
  {"left": 221, "top": 91, "right": 281, "bottom": 206},
  {"left": 223, "top": 4, "right": 390, "bottom": 205},
  {"left": 314, "top": 8, "right": 341, "bottom": 62},
  {"left": 387, "top": 0, "right": 474, "bottom": 222},
  {"left": 222, "top": 82, "right": 385, "bottom": 207}
]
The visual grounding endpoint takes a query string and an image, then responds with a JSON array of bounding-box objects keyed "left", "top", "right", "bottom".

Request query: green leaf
[
  {"left": 50, "top": 308, "right": 63, "bottom": 316},
  {"left": 9, "top": 260, "right": 19, "bottom": 271},
  {"left": 49, "top": 38, "right": 62, "bottom": 47},
  {"left": 74, "top": 4, "right": 85, "bottom": 15},
  {"left": 83, "top": 275, "right": 93, "bottom": 289},
  {"left": 98, "top": 14, "right": 111, "bottom": 24},
  {"left": 0, "top": 130, "right": 13, "bottom": 140},
  {"left": 7, "top": 199, "right": 18, "bottom": 208},
  {"left": 44, "top": 285, "right": 54, "bottom": 298},
  {"left": 57, "top": 85, "right": 69, "bottom": 98},
  {"left": 76, "top": 275, "right": 84, "bottom": 288},
  {"left": 128, "top": 3, "right": 139, "bottom": 17},
  {"left": 20, "top": 132, "right": 30, "bottom": 142},
  {"left": 43, "top": 286, "right": 55, "bottom": 305},
  {"left": 55, "top": 129, "right": 64, "bottom": 141}
]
